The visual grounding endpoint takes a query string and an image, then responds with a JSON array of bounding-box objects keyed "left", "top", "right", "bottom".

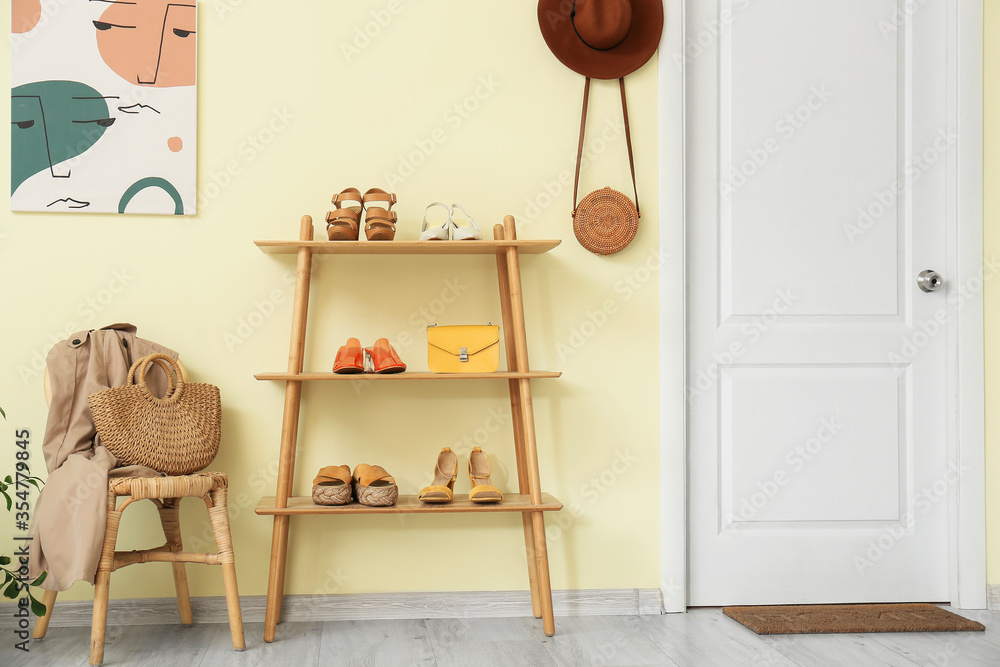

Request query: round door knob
[{"left": 917, "top": 270, "right": 943, "bottom": 292}]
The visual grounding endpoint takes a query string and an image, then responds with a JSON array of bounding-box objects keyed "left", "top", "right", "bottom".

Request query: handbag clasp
[{"left": 459, "top": 347, "right": 468, "bottom": 362}]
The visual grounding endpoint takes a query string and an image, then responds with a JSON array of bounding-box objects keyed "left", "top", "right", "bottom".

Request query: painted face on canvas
[
  {"left": 94, "top": 0, "right": 197, "bottom": 87},
  {"left": 10, "top": 80, "right": 114, "bottom": 196}
]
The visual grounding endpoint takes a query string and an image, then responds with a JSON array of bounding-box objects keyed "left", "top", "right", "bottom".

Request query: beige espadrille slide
[
  {"left": 352, "top": 463, "right": 398, "bottom": 506},
  {"left": 312, "top": 465, "right": 352, "bottom": 505}
]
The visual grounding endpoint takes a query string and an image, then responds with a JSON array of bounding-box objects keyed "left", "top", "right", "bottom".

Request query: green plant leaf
[
  {"left": 0, "top": 556, "right": 9, "bottom": 565},
  {"left": 2, "top": 570, "right": 11, "bottom": 583},
  {"left": 3, "top": 475, "right": 11, "bottom": 483},
  {"left": 0, "top": 405, "right": 6, "bottom": 419},
  {"left": 27, "top": 477, "right": 43, "bottom": 489},
  {"left": 29, "top": 594, "right": 46, "bottom": 617},
  {"left": 31, "top": 571, "right": 46, "bottom": 586},
  {"left": 2, "top": 492, "right": 10, "bottom": 512},
  {"left": 3, "top": 580, "right": 19, "bottom": 599}
]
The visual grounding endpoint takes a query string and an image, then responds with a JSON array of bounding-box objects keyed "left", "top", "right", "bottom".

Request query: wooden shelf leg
[
  {"left": 503, "top": 216, "right": 556, "bottom": 636},
  {"left": 264, "top": 215, "right": 315, "bottom": 643},
  {"left": 264, "top": 514, "right": 290, "bottom": 642},
  {"left": 494, "top": 223, "right": 542, "bottom": 619}
]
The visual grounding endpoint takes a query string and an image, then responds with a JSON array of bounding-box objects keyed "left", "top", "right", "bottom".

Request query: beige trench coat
[{"left": 28, "top": 323, "right": 177, "bottom": 591}]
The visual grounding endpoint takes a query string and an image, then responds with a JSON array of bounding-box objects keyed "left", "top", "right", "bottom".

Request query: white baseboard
[
  {"left": 989, "top": 584, "right": 1000, "bottom": 611},
  {"left": 3, "top": 589, "right": 663, "bottom": 629}
]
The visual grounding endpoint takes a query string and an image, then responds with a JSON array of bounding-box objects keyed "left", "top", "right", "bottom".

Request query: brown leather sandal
[
  {"left": 352, "top": 463, "right": 398, "bottom": 506},
  {"left": 312, "top": 465, "right": 352, "bottom": 505},
  {"left": 326, "top": 187, "right": 363, "bottom": 241},
  {"left": 362, "top": 188, "right": 397, "bottom": 241}
]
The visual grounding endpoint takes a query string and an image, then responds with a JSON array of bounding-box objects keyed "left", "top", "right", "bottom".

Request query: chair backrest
[{"left": 43, "top": 358, "right": 189, "bottom": 408}]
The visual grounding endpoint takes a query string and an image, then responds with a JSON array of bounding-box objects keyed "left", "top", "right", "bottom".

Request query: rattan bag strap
[
  {"left": 571, "top": 76, "right": 640, "bottom": 218},
  {"left": 126, "top": 353, "right": 184, "bottom": 404}
]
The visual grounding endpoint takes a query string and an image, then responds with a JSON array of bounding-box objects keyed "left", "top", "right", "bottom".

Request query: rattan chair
[{"left": 32, "top": 362, "right": 245, "bottom": 665}]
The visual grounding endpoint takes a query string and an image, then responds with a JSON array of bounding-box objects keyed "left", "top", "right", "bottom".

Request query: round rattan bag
[
  {"left": 88, "top": 353, "right": 221, "bottom": 475},
  {"left": 573, "top": 186, "right": 639, "bottom": 256}
]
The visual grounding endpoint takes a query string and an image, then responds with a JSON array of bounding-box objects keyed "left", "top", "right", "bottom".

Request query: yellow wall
[
  {"left": 985, "top": 0, "right": 999, "bottom": 587},
  {"left": 0, "top": 2, "right": 661, "bottom": 601}
]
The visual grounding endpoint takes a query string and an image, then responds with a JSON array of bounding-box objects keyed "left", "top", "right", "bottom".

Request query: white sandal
[
  {"left": 420, "top": 202, "right": 451, "bottom": 240},
  {"left": 451, "top": 203, "right": 482, "bottom": 240}
]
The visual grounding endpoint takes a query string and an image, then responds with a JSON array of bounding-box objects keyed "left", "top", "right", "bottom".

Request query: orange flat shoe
[
  {"left": 326, "top": 188, "right": 363, "bottom": 241},
  {"left": 333, "top": 337, "right": 365, "bottom": 374},
  {"left": 366, "top": 338, "right": 406, "bottom": 374}
]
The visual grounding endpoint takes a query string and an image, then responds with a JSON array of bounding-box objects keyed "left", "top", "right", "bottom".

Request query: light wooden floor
[{"left": 13, "top": 607, "right": 1000, "bottom": 666}]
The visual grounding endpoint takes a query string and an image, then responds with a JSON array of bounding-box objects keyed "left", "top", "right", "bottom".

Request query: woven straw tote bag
[
  {"left": 88, "top": 353, "right": 221, "bottom": 475},
  {"left": 572, "top": 77, "right": 640, "bottom": 256}
]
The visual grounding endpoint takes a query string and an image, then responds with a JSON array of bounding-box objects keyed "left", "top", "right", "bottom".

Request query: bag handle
[
  {"left": 572, "top": 76, "right": 640, "bottom": 218},
  {"left": 127, "top": 353, "right": 184, "bottom": 405}
]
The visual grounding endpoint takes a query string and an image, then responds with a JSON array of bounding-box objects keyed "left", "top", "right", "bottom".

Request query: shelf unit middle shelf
[{"left": 255, "top": 371, "right": 561, "bottom": 381}]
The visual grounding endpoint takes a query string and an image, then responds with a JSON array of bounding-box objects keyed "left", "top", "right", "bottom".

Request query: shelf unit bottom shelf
[{"left": 256, "top": 493, "right": 562, "bottom": 515}]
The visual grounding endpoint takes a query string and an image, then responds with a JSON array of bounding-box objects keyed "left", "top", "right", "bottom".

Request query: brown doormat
[{"left": 723, "top": 603, "right": 985, "bottom": 635}]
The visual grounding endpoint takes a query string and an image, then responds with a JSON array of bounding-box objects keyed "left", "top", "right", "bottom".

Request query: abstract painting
[{"left": 11, "top": 0, "right": 197, "bottom": 214}]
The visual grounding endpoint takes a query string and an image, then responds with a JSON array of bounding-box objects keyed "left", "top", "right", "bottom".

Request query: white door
[{"left": 687, "top": 0, "right": 954, "bottom": 605}]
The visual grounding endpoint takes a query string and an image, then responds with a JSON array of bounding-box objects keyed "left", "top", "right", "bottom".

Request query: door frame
[{"left": 658, "top": 0, "right": 986, "bottom": 611}]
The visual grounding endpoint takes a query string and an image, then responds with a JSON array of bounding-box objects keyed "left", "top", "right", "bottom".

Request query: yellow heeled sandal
[
  {"left": 468, "top": 446, "right": 503, "bottom": 504},
  {"left": 418, "top": 447, "right": 458, "bottom": 504}
]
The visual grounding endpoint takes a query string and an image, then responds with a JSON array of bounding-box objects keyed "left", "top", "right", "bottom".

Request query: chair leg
[
  {"left": 158, "top": 500, "right": 193, "bottom": 625},
  {"left": 90, "top": 571, "right": 111, "bottom": 666},
  {"left": 207, "top": 487, "right": 245, "bottom": 650},
  {"left": 221, "top": 563, "right": 245, "bottom": 650},
  {"left": 90, "top": 497, "right": 122, "bottom": 666},
  {"left": 32, "top": 589, "right": 58, "bottom": 638}
]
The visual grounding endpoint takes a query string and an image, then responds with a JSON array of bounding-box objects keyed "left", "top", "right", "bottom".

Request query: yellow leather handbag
[{"left": 427, "top": 324, "right": 500, "bottom": 373}]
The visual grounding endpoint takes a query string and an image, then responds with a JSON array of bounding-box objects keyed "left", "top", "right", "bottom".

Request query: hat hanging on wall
[
  {"left": 537, "top": 0, "right": 664, "bottom": 80},
  {"left": 537, "top": 0, "right": 664, "bottom": 255}
]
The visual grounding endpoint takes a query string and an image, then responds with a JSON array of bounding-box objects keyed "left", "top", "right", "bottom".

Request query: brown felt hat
[{"left": 537, "top": 0, "right": 664, "bottom": 80}]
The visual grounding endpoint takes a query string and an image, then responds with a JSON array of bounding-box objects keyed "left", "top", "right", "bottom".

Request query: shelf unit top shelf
[
  {"left": 255, "top": 371, "right": 561, "bottom": 381},
  {"left": 255, "top": 239, "right": 561, "bottom": 255},
  {"left": 255, "top": 494, "right": 563, "bottom": 515}
]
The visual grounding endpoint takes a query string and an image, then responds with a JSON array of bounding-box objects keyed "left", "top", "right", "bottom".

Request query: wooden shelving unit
[{"left": 254, "top": 215, "right": 562, "bottom": 642}]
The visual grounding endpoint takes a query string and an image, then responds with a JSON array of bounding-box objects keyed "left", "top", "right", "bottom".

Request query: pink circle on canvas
[{"left": 167, "top": 137, "right": 183, "bottom": 152}]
